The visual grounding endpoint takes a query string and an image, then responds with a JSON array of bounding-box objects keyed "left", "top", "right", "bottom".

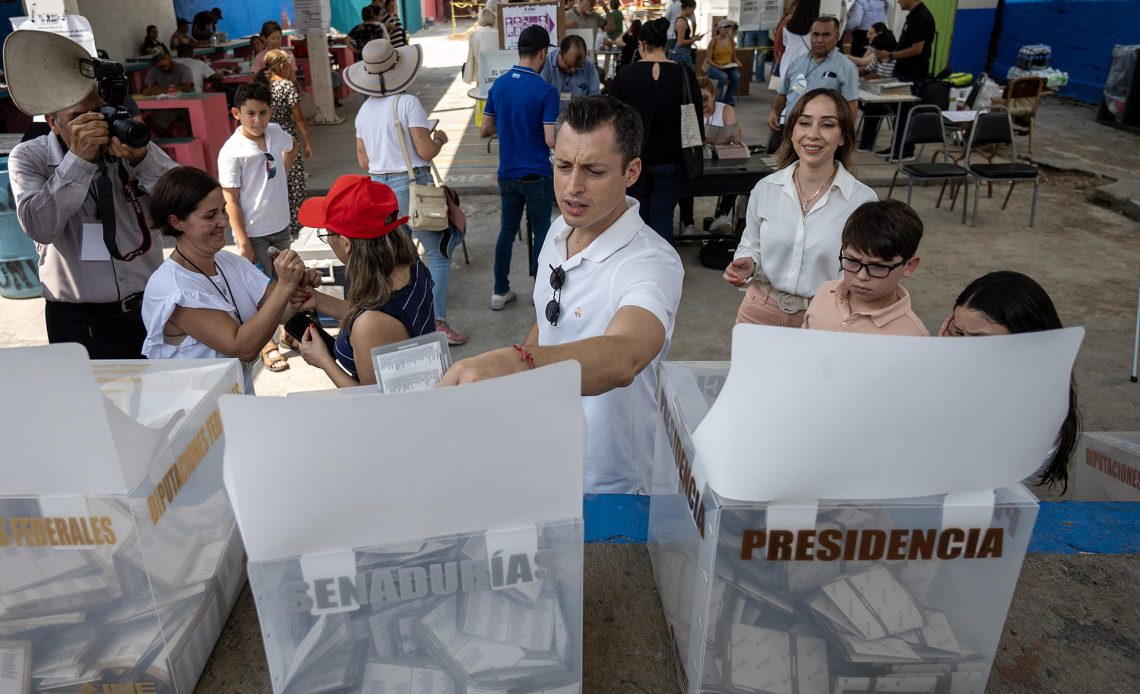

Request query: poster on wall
[
  {"left": 758, "top": 0, "right": 783, "bottom": 31},
  {"left": 9, "top": 14, "right": 97, "bottom": 57},
  {"left": 294, "top": 0, "right": 332, "bottom": 32},
  {"left": 497, "top": 1, "right": 564, "bottom": 51}
]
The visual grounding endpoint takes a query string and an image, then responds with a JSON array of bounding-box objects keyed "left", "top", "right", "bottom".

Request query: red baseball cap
[{"left": 298, "top": 175, "right": 408, "bottom": 239}]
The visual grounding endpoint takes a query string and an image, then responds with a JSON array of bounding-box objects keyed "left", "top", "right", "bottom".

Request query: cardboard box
[
  {"left": 0, "top": 345, "right": 246, "bottom": 693},
  {"left": 1075, "top": 433, "right": 1140, "bottom": 501},
  {"left": 222, "top": 362, "right": 586, "bottom": 693},
  {"left": 648, "top": 327, "right": 1083, "bottom": 694}
]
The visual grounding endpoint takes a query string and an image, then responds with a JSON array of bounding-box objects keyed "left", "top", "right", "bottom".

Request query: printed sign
[
  {"left": 9, "top": 14, "right": 97, "bottom": 57},
  {"left": 294, "top": 0, "right": 332, "bottom": 32},
  {"left": 497, "top": 1, "right": 564, "bottom": 51}
]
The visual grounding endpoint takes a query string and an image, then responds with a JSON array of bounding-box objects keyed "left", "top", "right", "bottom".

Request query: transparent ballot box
[
  {"left": 1075, "top": 432, "right": 1140, "bottom": 501},
  {"left": 222, "top": 362, "right": 587, "bottom": 694},
  {"left": 648, "top": 327, "right": 1082, "bottom": 694},
  {"left": 247, "top": 522, "right": 583, "bottom": 693},
  {"left": 0, "top": 346, "right": 246, "bottom": 694}
]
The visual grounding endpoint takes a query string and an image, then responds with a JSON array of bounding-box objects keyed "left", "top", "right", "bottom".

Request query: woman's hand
[
  {"left": 937, "top": 313, "right": 954, "bottom": 337},
  {"left": 304, "top": 142, "right": 314, "bottom": 159},
  {"left": 299, "top": 324, "right": 334, "bottom": 367},
  {"left": 273, "top": 249, "right": 306, "bottom": 289},
  {"left": 723, "top": 257, "right": 755, "bottom": 287},
  {"left": 291, "top": 286, "right": 316, "bottom": 312}
]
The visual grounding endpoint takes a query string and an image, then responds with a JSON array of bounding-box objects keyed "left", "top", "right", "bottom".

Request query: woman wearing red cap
[
  {"left": 142, "top": 167, "right": 315, "bottom": 394},
  {"left": 294, "top": 175, "right": 436, "bottom": 387}
]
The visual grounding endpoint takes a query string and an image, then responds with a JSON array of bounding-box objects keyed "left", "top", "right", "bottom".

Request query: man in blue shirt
[
  {"left": 541, "top": 35, "right": 601, "bottom": 107},
  {"left": 481, "top": 25, "right": 561, "bottom": 311},
  {"left": 766, "top": 16, "right": 860, "bottom": 150}
]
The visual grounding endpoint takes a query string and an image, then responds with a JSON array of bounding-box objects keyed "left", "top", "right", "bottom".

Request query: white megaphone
[{"left": 2, "top": 29, "right": 99, "bottom": 116}]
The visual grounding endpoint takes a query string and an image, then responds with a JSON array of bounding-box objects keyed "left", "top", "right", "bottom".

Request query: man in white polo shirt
[{"left": 440, "top": 96, "right": 684, "bottom": 494}]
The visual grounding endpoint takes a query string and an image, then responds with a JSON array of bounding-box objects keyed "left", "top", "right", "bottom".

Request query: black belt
[{"left": 47, "top": 292, "right": 143, "bottom": 314}]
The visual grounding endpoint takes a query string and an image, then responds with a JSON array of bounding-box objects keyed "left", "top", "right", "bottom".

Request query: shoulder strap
[{"left": 392, "top": 95, "right": 418, "bottom": 178}]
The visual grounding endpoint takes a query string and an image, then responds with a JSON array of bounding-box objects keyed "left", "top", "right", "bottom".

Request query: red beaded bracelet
[{"left": 512, "top": 344, "right": 536, "bottom": 369}]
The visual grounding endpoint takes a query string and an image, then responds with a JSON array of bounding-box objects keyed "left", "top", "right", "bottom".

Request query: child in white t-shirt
[
  {"left": 218, "top": 81, "right": 295, "bottom": 276},
  {"left": 217, "top": 81, "right": 296, "bottom": 371}
]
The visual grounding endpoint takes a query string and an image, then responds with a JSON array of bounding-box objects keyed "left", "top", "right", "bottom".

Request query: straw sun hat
[{"left": 343, "top": 39, "right": 423, "bottom": 97}]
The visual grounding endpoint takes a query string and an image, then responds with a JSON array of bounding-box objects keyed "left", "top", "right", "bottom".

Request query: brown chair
[{"left": 991, "top": 76, "right": 1045, "bottom": 153}]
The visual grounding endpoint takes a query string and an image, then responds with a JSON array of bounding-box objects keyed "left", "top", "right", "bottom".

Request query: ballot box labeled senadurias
[
  {"left": 0, "top": 345, "right": 246, "bottom": 693},
  {"left": 221, "top": 362, "right": 587, "bottom": 694},
  {"left": 649, "top": 327, "right": 1084, "bottom": 694}
]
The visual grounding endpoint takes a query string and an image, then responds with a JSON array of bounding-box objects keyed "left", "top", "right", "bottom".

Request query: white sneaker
[
  {"left": 681, "top": 224, "right": 695, "bottom": 236},
  {"left": 490, "top": 290, "right": 516, "bottom": 311},
  {"left": 710, "top": 215, "right": 732, "bottom": 234}
]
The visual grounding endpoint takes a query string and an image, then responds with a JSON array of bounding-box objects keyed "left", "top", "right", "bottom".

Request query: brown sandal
[{"left": 261, "top": 344, "right": 289, "bottom": 372}]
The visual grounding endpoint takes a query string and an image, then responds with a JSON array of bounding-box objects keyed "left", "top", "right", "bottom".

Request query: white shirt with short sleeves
[
  {"left": 217, "top": 123, "right": 294, "bottom": 238},
  {"left": 174, "top": 57, "right": 215, "bottom": 93},
  {"left": 141, "top": 251, "right": 271, "bottom": 393},
  {"left": 734, "top": 162, "right": 877, "bottom": 298},
  {"left": 533, "top": 198, "right": 684, "bottom": 494},
  {"left": 356, "top": 93, "right": 431, "bottom": 175}
]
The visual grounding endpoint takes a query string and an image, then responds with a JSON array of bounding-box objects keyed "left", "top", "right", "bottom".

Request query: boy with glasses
[
  {"left": 218, "top": 81, "right": 297, "bottom": 370},
  {"left": 803, "top": 200, "right": 928, "bottom": 336}
]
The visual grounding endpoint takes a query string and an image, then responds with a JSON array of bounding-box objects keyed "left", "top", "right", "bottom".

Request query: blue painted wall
[
  {"left": 173, "top": 0, "right": 295, "bottom": 40},
  {"left": 994, "top": 0, "right": 1140, "bottom": 103},
  {"left": 947, "top": 7, "right": 997, "bottom": 80},
  {"left": 0, "top": 2, "right": 31, "bottom": 72}
]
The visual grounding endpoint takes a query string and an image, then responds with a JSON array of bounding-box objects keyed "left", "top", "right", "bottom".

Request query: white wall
[{"left": 75, "top": 0, "right": 176, "bottom": 61}]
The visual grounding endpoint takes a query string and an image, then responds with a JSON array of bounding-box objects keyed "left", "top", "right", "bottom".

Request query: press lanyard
[{"left": 96, "top": 161, "right": 153, "bottom": 262}]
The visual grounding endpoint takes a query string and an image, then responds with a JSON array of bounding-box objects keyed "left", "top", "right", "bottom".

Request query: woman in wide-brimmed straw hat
[{"left": 343, "top": 39, "right": 468, "bottom": 346}]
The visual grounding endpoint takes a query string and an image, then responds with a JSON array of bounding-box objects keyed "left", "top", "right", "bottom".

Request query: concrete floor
[{"left": 1, "top": 21, "right": 1137, "bottom": 694}]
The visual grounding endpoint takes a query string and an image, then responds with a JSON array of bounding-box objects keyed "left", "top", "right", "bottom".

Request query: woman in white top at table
[
  {"left": 679, "top": 77, "right": 741, "bottom": 235},
  {"left": 141, "top": 167, "right": 315, "bottom": 394},
  {"left": 723, "top": 88, "right": 877, "bottom": 327}
]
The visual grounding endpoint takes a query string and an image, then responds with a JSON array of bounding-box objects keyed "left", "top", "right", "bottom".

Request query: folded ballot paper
[
  {"left": 222, "top": 363, "right": 586, "bottom": 693},
  {"left": 650, "top": 327, "right": 1084, "bottom": 694},
  {"left": 0, "top": 346, "right": 246, "bottom": 694}
]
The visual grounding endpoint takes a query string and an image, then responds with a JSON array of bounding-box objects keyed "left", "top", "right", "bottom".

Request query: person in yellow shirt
[{"left": 703, "top": 19, "right": 740, "bottom": 105}]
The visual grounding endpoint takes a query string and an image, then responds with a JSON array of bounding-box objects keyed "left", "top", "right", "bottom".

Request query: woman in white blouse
[
  {"left": 723, "top": 88, "right": 877, "bottom": 327},
  {"left": 142, "top": 167, "right": 315, "bottom": 393}
]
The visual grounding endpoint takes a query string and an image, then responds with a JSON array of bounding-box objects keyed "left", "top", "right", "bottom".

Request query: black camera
[{"left": 80, "top": 57, "right": 150, "bottom": 149}]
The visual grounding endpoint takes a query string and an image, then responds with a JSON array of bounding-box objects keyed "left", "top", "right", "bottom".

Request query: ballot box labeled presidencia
[
  {"left": 221, "top": 362, "right": 586, "bottom": 694},
  {"left": 0, "top": 345, "right": 246, "bottom": 693},
  {"left": 649, "top": 326, "right": 1084, "bottom": 694}
]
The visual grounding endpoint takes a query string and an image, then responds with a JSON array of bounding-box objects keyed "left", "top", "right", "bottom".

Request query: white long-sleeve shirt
[{"left": 734, "top": 162, "right": 877, "bottom": 298}]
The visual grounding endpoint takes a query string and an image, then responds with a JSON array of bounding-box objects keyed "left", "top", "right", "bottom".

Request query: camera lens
[{"left": 113, "top": 118, "right": 150, "bottom": 149}]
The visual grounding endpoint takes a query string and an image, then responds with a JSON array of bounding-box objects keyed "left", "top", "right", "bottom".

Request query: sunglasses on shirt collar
[{"left": 545, "top": 265, "right": 566, "bottom": 326}]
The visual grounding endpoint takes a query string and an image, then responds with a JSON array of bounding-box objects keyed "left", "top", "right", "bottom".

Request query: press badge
[
  {"left": 792, "top": 76, "right": 808, "bottom": 94},
  {"left": 80, "top": 223, "right": 112, "bottom": 262}
]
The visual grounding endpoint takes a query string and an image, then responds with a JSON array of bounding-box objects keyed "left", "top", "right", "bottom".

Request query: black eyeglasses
[
  {"left": 316, "top": 229, "right": 336, "bottom": 243},
  {"left": 545, "top": 265, "right": 566, "bottom": 326},
  {"left": 265, "top": 152, "right": 277, "bottom": 179},
  {"left": 838, "top": 254, "right": 907, "bottom": 279}
]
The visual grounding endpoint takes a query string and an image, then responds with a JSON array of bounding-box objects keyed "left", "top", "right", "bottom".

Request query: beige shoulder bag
[{"left": 392, "top": 96, "right": 449, "bottom": 231}]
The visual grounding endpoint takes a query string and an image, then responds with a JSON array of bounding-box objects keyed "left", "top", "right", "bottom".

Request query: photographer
[{"left": 9, "top": 87, "right": 177, "bottom": 358}]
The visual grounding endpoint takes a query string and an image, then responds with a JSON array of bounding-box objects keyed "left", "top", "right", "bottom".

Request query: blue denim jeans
[
  {"left": 706, "top": 66, "right": 741, "bottom": 105},
  {"left": 372, "top": 169, "right": 454, "bottom": 319},
  {"left": 737, "top": 30, "right": 769, "bottom": 80},
  {"left": 672, "top": 47, "right": 695, "bottom": 68},
  {"left": 495, "top": 175, "right": 554, "bottom": 295},
  {"left": 628, "top": 161, "right": 685, "bottom": 244}
]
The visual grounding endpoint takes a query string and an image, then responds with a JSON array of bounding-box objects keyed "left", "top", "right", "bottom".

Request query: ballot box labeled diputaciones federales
[
  {"left": 1075, "top": 432, "right": 1140, "bottom": 500},
  {"left": 221, "top": 362, "right": 586, "bottom": 694},
  {"left": 649, "top": 327, "right": 1084, "bottom": 694},
  {"left": 0, "top": 345, "right": 246, "bottom": 693}
]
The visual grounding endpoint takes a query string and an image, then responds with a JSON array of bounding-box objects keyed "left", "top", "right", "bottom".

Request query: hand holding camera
[{"left": 68, "top": 112, "right": 112, "bottom": 163}]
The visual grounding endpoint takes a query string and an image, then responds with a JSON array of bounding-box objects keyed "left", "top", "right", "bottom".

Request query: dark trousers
[
  {"left": 849, "top": 30, "right": 869, "bottom": 59},
  {"left": 495, "top": 175, "right": 554, "bottom": 294},
  {"left": 859, "top": 102, "right": 892, "bottom": 150},
  {"left": 45, "top": 299, "right": 147, "bottom": 359},
  {"left": 628, "top": 161, "right": 686, "bottom": 244}
]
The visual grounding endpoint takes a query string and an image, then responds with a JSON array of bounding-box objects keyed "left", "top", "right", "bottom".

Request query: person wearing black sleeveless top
[
  {"left": 608, "top": 17, "right": 703, "bottom": 243},
  {"left": 294, "top": 176, "right": 436, "bottom": 388}
]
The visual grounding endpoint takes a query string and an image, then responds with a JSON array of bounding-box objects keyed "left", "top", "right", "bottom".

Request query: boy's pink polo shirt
[{"left": 803, "top": 279, "right": 930, "bottom": 336}]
